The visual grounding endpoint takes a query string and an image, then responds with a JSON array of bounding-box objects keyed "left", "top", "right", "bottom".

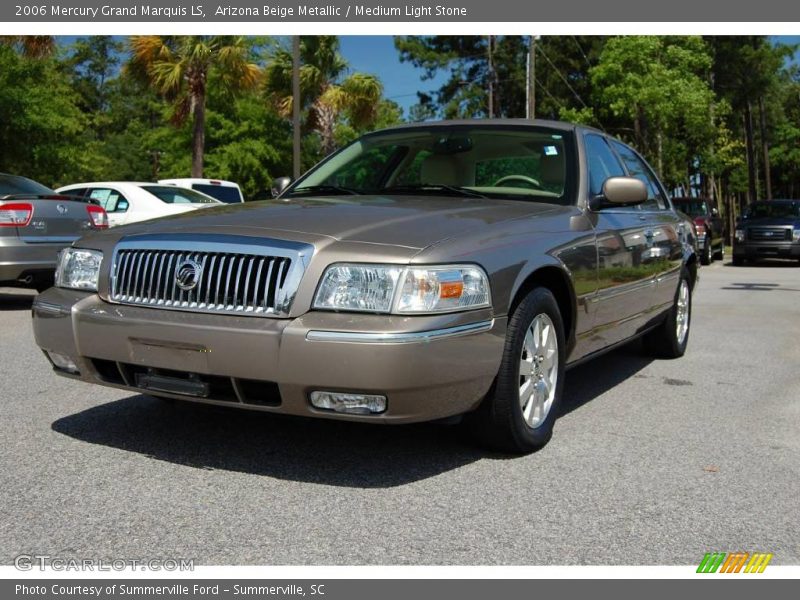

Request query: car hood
[
  {"left": 743, "top": 216, "right": 798, "bottom": 227},
  {"left": 79, "top": 195, "right": 562, "bottom": 251}
]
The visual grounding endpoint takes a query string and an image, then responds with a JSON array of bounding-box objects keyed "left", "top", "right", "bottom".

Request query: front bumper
[
  {"left": 32, "top": 288, "right": 506, "bottom": 423},
  {"left": 733, "top": 242, "right": 800, "bottom": 259}
]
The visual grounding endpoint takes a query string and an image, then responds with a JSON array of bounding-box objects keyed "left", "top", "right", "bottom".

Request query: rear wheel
[
  {"left": 644, "top": 268, "right": 692, "bottom": 359},
  {"left": 714, "top": 241, "right": 725, "bottom": 261},
  {"left": 466, "top": 288, "right": 565, "bottom": 453}
]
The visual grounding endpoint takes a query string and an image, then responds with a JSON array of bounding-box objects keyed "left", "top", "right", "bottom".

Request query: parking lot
[{"left": 1, "top": 259, "right": 798, "bottom": 566}]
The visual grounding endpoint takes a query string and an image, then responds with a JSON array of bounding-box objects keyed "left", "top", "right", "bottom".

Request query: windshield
[
  {"left": 673, "top": 200, "right": 708, "bottom": 216},
  {"left": 0, "top": 174, "right": 54, "bottom": 196},
  {"left": 286, "top": 126, "right": 575, "bottom": 205},
  {"left": 141, "top": 185, "right": 220, "bottom": 204},
  {"left": 746, "top": 202, "right": 800, "bottom": 219},
  {"left": 191, "top": 183, "right": 241, "bottom": 203}
]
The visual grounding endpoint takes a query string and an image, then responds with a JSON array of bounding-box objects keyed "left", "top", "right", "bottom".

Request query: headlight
[
  {"left": 313, "top": 263, "right": 491, "bottom": 314},
  {"left": 793, "top": 228, "right": 800, "bottom": 242},
  {"left": 313, "top": 264, "right": 403, "bottom": 312},
  {"left": 735, "top": 229, "right": 746, "bottom": 243},
  {"left": 55, "top": 248, "right": 103, "bottom": 291}
]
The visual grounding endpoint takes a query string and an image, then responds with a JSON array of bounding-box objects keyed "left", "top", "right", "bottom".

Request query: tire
[
  {"left": 466, "top": 287, "right": 566, "bottom": 454},
  {"left": 700, "top": 236, "right": 712, "bottom": 265},
  {"left": 732, "top": 256, "right": 745, "bottom": 266},
  {"left": 644, "top": 268, "right": 692, "bottom": 359},
  {"left": 714, "top": 241, "right": 725, "bottom": 261}
]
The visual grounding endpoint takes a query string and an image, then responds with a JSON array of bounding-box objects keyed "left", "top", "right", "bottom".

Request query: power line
[
  {"left": 572, "top": 36, "right": 593, "bottom": 70},
  {"left": 536, "top": 42, "right": 590, "bottom": 111}
]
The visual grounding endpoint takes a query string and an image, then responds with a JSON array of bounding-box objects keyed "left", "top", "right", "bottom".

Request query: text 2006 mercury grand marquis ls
[{"left": 32, "top": 120, "right": 697, "bottom": 453}]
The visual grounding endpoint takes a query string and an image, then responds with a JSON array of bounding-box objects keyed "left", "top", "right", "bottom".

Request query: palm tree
[
  {"left": 129, "top": 36, "right": 261, "bottom": 177},
  {"left": 264, "top": 36, "right": 383, "bottom": 156},
  {"left": 0, "top": 36, "right": 55, "bottom": 58}
]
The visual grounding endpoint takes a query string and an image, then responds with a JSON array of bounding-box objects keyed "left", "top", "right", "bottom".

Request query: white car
[
  {"left": 158, "top": 178, "right": 244, "bottom": 204},
  {"left": 55, "top": 182, "right": 221, "bottom": 228}
]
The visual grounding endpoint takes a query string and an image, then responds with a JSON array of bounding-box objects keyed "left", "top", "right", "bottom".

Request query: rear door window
[{"left": 88, "top": 188, "right": 129, "bottom": 212}]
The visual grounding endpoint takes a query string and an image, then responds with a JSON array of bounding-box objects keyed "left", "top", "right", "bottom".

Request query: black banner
[{"left": 3, "top": 0, "right": 800, "bottom": 22}]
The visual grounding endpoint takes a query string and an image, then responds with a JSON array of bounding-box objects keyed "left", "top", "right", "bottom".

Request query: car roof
[
  {"left": 368, "top": 118, "right": 604, "bottom": 136},
  {"left": 158, "top": 178, "right": 240, "bottom": 187},
  {"left": 57, "top": 182, "right": 155, "bottom": 188}
]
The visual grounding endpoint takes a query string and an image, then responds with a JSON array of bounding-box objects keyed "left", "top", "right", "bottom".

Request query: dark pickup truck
[
  {"left": 672, "top": 197, "right": 725, "bottom": 265},
  {"left": 733, "top": 200, "right": 800, "bottom": 265}
]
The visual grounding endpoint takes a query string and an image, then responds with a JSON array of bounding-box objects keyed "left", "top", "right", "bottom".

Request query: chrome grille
[
  {"left": 109, "top": 234, "right": 313, "bottom": 317},
  {"left": 748, "top": 227, "right": 791, "bottom": 241}
]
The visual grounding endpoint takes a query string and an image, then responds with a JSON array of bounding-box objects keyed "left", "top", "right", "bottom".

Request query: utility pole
[
  {"left": 292, "top": 35, "right": 301, "bottom": 180},
  {"left": 758, "top": 96, "right": 772, "bottom": 200},
  {"left": 527, "top": 35, "right": 537, "bottom": 120},
  {"left": 487, "top": 35, "right": 495, "bottom": 118}
]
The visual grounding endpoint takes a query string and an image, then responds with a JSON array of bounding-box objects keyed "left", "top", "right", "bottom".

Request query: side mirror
[
  {"left": 271, "top": 176, "right": 292, "bottom": 198},
  {"left": 590, "top": 177, "right": 648, "bottom": 210}
]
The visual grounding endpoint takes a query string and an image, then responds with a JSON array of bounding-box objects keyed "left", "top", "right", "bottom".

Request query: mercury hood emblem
[{"left": 175, "top": 259, "right": 202, "bottom": 291}]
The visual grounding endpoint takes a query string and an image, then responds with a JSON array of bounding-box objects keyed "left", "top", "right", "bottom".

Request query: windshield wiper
[
  {"left": 381, "top": 184, "right": 487, "bottom": 199},
  {"left": 287, "top": 184, "right": 361, "bottom": 196}
]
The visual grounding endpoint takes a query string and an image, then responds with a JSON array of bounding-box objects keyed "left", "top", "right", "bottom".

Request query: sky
[{"left": 339, "top": 36, "right": 448, "bottom": 116}]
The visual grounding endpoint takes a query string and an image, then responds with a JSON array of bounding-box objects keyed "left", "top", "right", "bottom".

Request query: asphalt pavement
[{"left": 1, "top": 259, "right": 798, "bottom": 565}]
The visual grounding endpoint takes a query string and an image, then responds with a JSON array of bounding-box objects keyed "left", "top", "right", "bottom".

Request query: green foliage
[
  {"left": 263, "top": 36, "right": 385, "bottom": 162},
  {"left": 590, "top": 36, "right": 717, "bottom": 188},
  {"left": 0, "top": 46, "right": 87, "bottom": 186},
  {"left": 395, "top": 35, "right": 528, "bottom": 119},
  {"left": 128, "top": 35, "right": 262, "bottom": 177}
]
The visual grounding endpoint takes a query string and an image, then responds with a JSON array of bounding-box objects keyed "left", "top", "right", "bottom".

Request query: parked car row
[
  {"left": 1, "top": 175, "right": 244, "bottom": 292},
  {"left": 8, "top": 119, "right": 799, "bottom": 453},
  {"left": 55, "top": 182, "right": 223, "bottom": 228}
]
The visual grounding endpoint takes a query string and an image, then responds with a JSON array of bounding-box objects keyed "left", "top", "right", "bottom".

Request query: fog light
[
  {"left": 309, "top": 391, "right": 387, "bottom": 415},
  {"left": 47, "top": 351, "right": 79, "bottom": 374}
]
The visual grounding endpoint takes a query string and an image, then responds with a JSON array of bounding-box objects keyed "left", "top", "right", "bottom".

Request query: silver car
[{"left": 1, "top": 174, "right": 108, "bottom": 291}]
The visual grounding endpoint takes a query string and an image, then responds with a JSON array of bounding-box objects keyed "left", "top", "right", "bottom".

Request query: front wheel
[
  {"left": 466, "top": 288, "right": 565, "bottom": 453},
  {"left": 644, "top": 269, "right": 692, "bottom": 359}
]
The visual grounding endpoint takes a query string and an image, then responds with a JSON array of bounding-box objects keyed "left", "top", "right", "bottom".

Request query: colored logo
[
  {"left": 697, "top": 552, "right": 773, "bottom": 573},
  {"left": 175, "top": 259, "right": 202, "bottom": 291}
]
